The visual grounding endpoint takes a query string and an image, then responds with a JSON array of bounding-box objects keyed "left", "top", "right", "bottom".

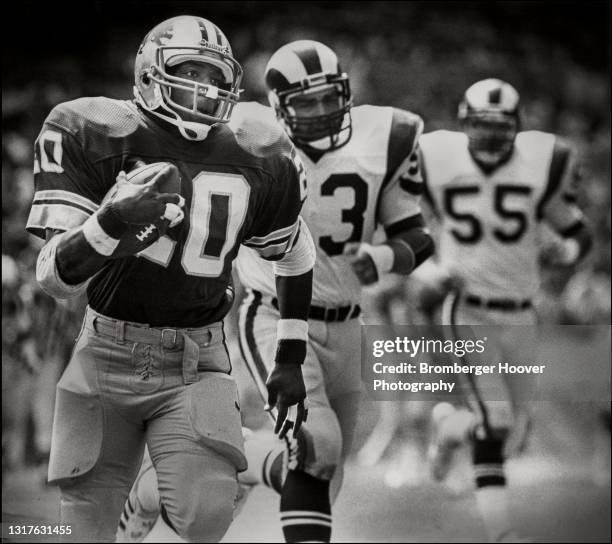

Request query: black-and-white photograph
[{"left": 2, "top": 1, "right": 610, "bottom": 542}]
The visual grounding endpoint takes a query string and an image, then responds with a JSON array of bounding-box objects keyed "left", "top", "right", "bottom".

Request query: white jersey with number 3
[
  {"left": 236, "top": 104, "right": 424, "bottom": 306},
  {"left": 420, "top": 129, "right": 583, "bottom": 300}
]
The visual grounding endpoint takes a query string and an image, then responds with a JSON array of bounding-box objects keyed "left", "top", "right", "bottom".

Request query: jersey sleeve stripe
[
  {"left": 261, "top": 223, "right": 301, "bottom": 260},
  {"left": 244, "top": 221, "right": 298, "bottom": 245},
  {"left": 381, "top": 109, "right": 423, "bottom": 189},
  {"left": 536, "top": 140, "right": 570, "bottom": 220},
  {"left": 243, "top": 232, "right": 293, "bottom": 249},
  {"left": 26, "top": 203, "right": 91, "bottom": 238},
  {"left": 251, "top": 240, "right": 294, "bottom": 259},
  {"left": 418, "top": 147, "right": 439, "bottom": 217},
  {"left": 31, "top": 198, "right": 97, "bottom": 216},
  {"left": 32, "top": 189, "right": 99, "bottom": 213}
]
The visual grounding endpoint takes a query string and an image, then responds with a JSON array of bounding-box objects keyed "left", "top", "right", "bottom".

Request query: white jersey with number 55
[
  {"left": 236, "top": 104, "right": 424, "bottom": 306},
  {"left": 419, "top": 129, "right": 584, "bottom": 300}
]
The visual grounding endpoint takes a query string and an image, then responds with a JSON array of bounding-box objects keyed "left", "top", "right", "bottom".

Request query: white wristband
[
  {"left": 82, "top": 214, "right": 120, "bottom": 256},
  {"left": 277, "top": 319, "right": 309, "bottom": 341},
  {"left": 359, "top": 243, "right": 395, "bottom": 276}
]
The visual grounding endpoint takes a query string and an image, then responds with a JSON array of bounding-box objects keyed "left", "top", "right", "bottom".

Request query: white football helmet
[
  {"left": 265, "top": 40, "right": 353, "bottom": 153},
  {"left": 458, "top": 78, "right": 520, "bottom": 169},
  {"left": 134, "top": 15, "right": 243, "bottom": 141}
]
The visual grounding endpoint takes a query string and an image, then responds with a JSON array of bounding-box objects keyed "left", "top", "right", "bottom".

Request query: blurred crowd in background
[{"left": 2, "top": 1, "right": 610, "bottom": 478}]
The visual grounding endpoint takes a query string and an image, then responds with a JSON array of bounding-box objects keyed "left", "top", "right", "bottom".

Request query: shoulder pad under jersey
[
  {"left": 514, "top": 130, "right": 556, "bottom": 157},
  {"left": 228, "top": 101, "right": 294, "bottom": 160},
  {"left": 44, "top": 97, "right": 141, "bottom": 143}
]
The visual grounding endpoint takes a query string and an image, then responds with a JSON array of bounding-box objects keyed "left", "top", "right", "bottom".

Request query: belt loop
[
  {"left": 115, "top": 320, "right": 126, "bottom": 345},
  {"left": 181, "top": 332, "right": 199, "bottom": 385}
]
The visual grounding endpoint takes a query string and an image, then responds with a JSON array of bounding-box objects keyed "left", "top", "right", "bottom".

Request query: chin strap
[
  {"left": 149, "top": 104, "right": 213, "bottom": 141},
  {"left": 135, "top": 88, "right": 213, "bottom": 141}
]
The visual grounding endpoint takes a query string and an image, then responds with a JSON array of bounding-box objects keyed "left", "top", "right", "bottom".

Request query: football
[{"left": 101, "top": 162, "right": 182, "bottom": 258}]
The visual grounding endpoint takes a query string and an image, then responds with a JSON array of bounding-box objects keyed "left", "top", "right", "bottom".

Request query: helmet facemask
[
  {"left": 272, "top": 74, "right": 352, "bottom": 153},
  {"left": 462, "top": 112, "right": 518, "bottom": 169},
  {"left": 153, "top": 46, "right": 241, "bottom": 121}
]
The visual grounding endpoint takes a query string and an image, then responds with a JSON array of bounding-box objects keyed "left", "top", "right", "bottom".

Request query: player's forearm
[
  {"left": 54, "top": 202, "right": 135, "bottom": 285},
  {"left": 36, "top": 228, "right": 106, "bottom": 299},
  {"left": 275, "top": 269, "right": 313, "bottom": 321},
  {"left": 37, "top": 203, "right": 131, "bottom": 297},
  {"left": 361, "top": 227, "right": 434, "bottom": 279},
  {"left": 56, "top": 228, "right": 109, "bottom": 284},
  {"left": 388, "top": 228, "right": 435, "bottom": 274},
  {"left": 266, "top": 218, "right": 316, "bottom": 364},
  {"left": 274, "top": 269, "right": 313, "bottom": 366},
  {"left": 271, "top": 218, "right": 316, "bottom": 319}
]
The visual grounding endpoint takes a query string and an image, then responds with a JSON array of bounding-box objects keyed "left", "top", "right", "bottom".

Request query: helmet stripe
[
  {"left": 314, "top": 43, "right": 339, "bottom": 74},
  {"left": 171, "top": 17, "right": 203, "bottom": 45},
  {"left": 202, "top": 19, "right": 219, "bottom": 46},
  {"left": 293, "top": 46, "right": 323, "bottom": 75},
  {"left": 214, "top": 26, "right": 226, "bottom": 48},
  {"left": 268, "top": 47, "right": 310, "bottom": 86}
]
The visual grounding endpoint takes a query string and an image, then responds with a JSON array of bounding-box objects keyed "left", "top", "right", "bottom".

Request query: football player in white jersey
[
  {"left": 419, "top": 78, "right": 592, "bottom": 542},
  {"left": 234, "top": 40, "right": 434, "bottom": 543}
]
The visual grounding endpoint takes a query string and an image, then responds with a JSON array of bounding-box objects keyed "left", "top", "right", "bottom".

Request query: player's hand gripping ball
[{"left": 101, "top": 162, "right": 184, "bottom": 257}]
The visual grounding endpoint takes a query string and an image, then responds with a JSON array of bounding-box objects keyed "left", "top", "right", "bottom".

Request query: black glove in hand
[
  {"left": 110, "top": 164, "right": 183, "bottom": 225},
  {"left": 265, "top": 363, "right": 308, "bottom": 439}
]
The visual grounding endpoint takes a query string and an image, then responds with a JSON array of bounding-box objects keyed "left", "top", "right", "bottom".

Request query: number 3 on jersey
[
  {"left": 140, "top": 172, "right": 250, "bottom": 277},
  {"left": 319, "top": 173, "right": 369, "bottom": 256}
]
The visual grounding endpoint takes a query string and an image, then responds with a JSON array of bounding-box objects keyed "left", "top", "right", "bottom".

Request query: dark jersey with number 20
[{"left": 27, "top": 98, "right": 307, "bottom": 327}]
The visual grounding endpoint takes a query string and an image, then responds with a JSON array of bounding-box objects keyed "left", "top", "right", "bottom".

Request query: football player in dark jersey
[{"left": 27, "top": 15, "right": 315, "bottom": 543}]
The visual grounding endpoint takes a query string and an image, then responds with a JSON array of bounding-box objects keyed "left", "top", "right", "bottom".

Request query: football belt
[
  {"left": 268, "top": 295, "right": 361, "bottom": 322},
  {"left": 464, "top": 294, "right": 532, "bottom": 311}
]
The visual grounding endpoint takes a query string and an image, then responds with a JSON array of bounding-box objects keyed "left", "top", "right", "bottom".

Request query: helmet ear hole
[{"left": 141, "top": 73, "right": 151, "bottom": 86}]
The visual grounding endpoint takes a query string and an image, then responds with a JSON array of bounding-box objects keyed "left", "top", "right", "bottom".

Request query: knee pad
[
  {"left": 187, "top": 373, "right": 247, "bottom": 472},
  {"left": 168, "top": 482, "right": 236, "bottom": 543},
  {"left": 48, "top": 387, "right": 103, "bottom": 484}
]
